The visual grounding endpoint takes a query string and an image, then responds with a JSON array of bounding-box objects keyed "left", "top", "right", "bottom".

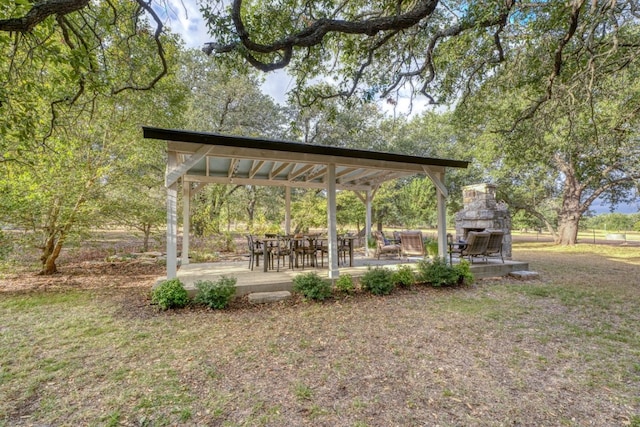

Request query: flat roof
[{"left": 143, "top": 126, "right": 470, "bottom": 190}]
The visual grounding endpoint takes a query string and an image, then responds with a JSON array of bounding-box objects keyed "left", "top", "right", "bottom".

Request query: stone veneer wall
[{"left": 454, "top": 183, "right": 512, "bottom": 259}]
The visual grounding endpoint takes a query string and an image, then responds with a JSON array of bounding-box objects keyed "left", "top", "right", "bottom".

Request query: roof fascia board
[{"left": 146, "top": 127, "right": 469, "bottom": 169}]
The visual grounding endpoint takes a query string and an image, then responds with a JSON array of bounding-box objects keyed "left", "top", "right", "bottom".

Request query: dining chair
[
  {"left": 294, "top": 235, "right": 317, "bottom": 269},
  {"left": 272, "top": 236, "right": 294, "bottom": 272},
  {"left": 246, "top": 234, "right": 264, "bottom": 270}
]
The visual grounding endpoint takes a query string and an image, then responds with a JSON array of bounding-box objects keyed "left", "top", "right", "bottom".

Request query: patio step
[
  {"left": 509, "top": 270, "right": 540, "bottom": 280},
  {"left": 248, "top": 291, "right": 292, "bottom": 304}
]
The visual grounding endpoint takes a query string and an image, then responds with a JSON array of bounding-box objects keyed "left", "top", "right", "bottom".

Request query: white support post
[
  {"left": 166, "top": 153, "right": 178, "bottom": 279},
  {"left": 434, "top": 171, "right": 448, "bottom": 261},
  {"left": 365, "top": 190, "right": 373, "bottom": 257},
  {"left": 327, "top": 163, "right": 339, "bottom": 279},
  {"left": 181, "top": 180, "right": 190, "bottom": 266},
  {"left": 285, "top": 186, "right": 291, "bottom": 235}
]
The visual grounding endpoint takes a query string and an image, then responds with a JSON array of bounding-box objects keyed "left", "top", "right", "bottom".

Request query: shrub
[
  {"left": 416, "top": 257, "right": 474, "bottom": 287},
  {"left": 293, "top": 272, "right": 332, "bottom": 300},
  {"left": 335, "top": 274, "right": 355, "bottom": 294},
  {"left": 425, "top": 238, "right": 439, "bottom": 257},
  {"left": 360, "top": 267, "right": 395, "bottom": 295},
  {"left": 195, "top": 276, "right": 237, "bottom": 309},
  {"left": 452, "top": 259, "right": 474, "bottom": 285},
  {"left": 392, "top": 265, "right": 415, "bottom": 288},
  {"left": 151, "top": 278, "right": 189, "bottom": 310}
]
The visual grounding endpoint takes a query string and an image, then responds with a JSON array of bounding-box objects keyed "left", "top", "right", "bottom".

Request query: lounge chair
[
  {"left": 372, "top": 231, "right": 401, "bottom": 259},
  {"left": 398, "top": 231, "right": 425, "bottom": 261},
  {"left": 449, "top": 231, "right": 490, "bottom": 264},
  {"left": 483, "top": 230, "right": 505, "bottom": 263}
]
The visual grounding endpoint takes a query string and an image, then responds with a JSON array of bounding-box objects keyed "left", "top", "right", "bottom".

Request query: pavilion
[{"left": 142, "top": 126, "right": 470, "bottom": 280}]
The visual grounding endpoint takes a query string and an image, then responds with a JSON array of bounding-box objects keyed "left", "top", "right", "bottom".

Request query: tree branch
[
  {"left": 0, "top": 0, "right": 90, "bottom": 32},
  {"left": 112, "top": 0, "right": 167, "bottom": 94},
  {"left": 509, "top": 0, "right": 586, "bottom": 131},
  {"left": 204, "top": 0, "right": 439, "bottom": 71}
]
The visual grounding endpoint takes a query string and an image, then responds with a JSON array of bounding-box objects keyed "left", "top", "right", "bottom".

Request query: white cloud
[{"left": 158, "top": 0, "right": 208, "bottom": 48}]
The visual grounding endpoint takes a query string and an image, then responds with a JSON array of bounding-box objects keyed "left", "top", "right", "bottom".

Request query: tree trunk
[
  {"left": 246, "top": 198, "right": 256, "bottom": 227},
  {"left": 142, "top": 223, "right": 151, "bottom": 252},
  {"left": 556, "top": 191, "right": 583, "bottom": 245},
  {"left": 557, "top": 215, "right": 580, "bottom": 245},
  {"left": 40, "top": 231, "right": 65, "bottom": 275},
  {"left": 209, "top": 205, "right": 222, "bottom": 234}
]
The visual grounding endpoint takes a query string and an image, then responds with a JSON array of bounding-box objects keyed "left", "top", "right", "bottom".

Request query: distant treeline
[{"left": 582, "top": 213, "right": 640, "bottom": 232}]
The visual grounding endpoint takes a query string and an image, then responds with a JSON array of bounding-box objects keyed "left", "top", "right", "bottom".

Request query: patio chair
[
  {"left": 372, "top": 231, "right": 401, "bottom": 259},
  {"left": 246, "top": 235, "right": 264, "bottom": 270},
  {"left": 315, "top": 236, "right": 329, "bottom": 267},
  {"left": 338, "top": 234, "right": 354, "bottom": 266},
  {"left": 398, "top": 231, "right": 425, "bottom": 261},
  {"left": 272, "top": 236, "right": 294, "bottom": 272},
  {"left": 455, "top": 231, "right": 490, "bottom": 264},
  {"left": 294, "top": 234, "right": 317, "bottom": 269},
  {"left": 483, "top": 230, "right": 505, "bottom": 263}
]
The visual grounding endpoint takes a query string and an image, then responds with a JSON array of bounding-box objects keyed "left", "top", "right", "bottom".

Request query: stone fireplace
[{"left": 454, "top": 183, "right": 512, "bottom": 259}]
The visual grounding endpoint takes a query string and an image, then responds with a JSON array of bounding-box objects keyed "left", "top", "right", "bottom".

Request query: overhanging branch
[{"left": 0, "top": 0, "right": 90, "bottom": 32}]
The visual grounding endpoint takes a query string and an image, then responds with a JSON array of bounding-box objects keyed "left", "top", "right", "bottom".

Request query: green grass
[{"left": 1, "top": 242, "right": 639, "bottom": 425}]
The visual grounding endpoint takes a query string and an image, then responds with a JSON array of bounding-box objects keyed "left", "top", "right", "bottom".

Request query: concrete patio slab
[{"left": 172, "top": 256, "right": 529, "bottom": 297}]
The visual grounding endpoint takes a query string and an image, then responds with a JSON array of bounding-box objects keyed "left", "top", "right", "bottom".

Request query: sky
[{"left": 156, "top": 1, "right": 638, "bottom": 215}]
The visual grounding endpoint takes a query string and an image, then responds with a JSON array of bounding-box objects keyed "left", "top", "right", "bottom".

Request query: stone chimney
[{"left": 454, "top": 183, "right": 512, "bottom": 259}]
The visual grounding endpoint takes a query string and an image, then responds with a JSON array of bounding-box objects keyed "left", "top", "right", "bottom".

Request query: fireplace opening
[{"left": 462, "top": 228, "right": 485, "bottom": 240}]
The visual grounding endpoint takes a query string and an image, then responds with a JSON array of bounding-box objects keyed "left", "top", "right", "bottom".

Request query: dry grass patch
[{"left": 1, "top": 242, "right": 639, "bottom": 426}]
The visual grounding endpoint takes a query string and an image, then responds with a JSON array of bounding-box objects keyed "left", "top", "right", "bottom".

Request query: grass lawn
[{"left": 1, "top": 241, "right": 639, "bottom": 426}]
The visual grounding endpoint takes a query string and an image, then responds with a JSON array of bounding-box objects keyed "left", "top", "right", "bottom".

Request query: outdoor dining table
[
  {"left": 259, "top": 235, "right": 357, "bottom": 271},
  {"left": 290, "top": 235, "right": 358, "bottom": 268}
]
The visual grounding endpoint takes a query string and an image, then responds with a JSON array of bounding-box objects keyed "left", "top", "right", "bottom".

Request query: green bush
[
  {"left": 293, "top": 272, "right": 332, "bottom": 300},
  {"left": 416, "top": 257, "right": 474, "bottom": 287},
  {"left": 392, "top": 265, "right": 415, "bottom": 288},
  {"left": 425, "top": 238, "right": 439, "bottom": 257},
  {"left": 335, "top": 274, "right": 355, "bottom": 294},
  {"left": 452, "top": 259, "right": 474, "bottom": 285},
  {"left": 151, "top": 278, "right": 189, "bottom": 310},
  {"left": 194, "top": 276, "right": 237, "bottom": 309},
  {"left": 360, "top": 267, "right": 395, "bottom": 295}
]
